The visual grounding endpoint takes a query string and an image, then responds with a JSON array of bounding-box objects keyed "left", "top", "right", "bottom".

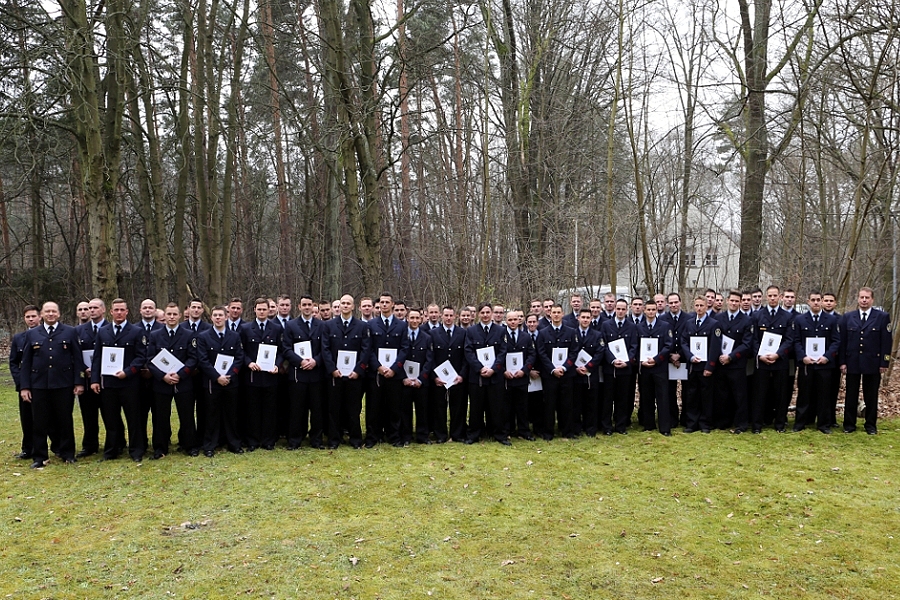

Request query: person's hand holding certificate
[
  {"left": 609, "top": 339, "right": 629, "bottom": 364},
  {"left": 256, "top": 344, "right": 278, "bottom": 372},
  {"left": 434, "top": 360, "right": 459, "bottom": 388},
  {"left": 101, "top": 346, "right": 124, "bottom": 376}
]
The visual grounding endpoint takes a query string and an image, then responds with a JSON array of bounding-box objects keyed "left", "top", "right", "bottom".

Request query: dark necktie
[
  {"left": 93, "top": 324, "right": 98, "bottom": 335},
  {"left": 511, "top": 330, "right": 516, "bottom": 344},
  {"left": 483, "top": 325, "right": 489, "bottom": 335},
  {"left": 771, "top": 309, "right": 776, "bottom": 318},
  {"left": 302, "top": 320, "right": 310, "bottom": 333},
  {"left": 48, "top": 325, "right": 54, "bottom": 336},
  {"left": 813, "top": 314, "right": 818, "bottom": 324},
  {"left": 169, "top": 329, "right": 175, "bottom": 339},
  {"left": 531, "top": 332, "right": 537, "bottom": 343},
  {"left": 115, "top": 325, "right": 122, "bottom": 337},
  {"left": 219, "top": 332, "right": 224, "bottom": 341},
  {"left": 231, "top": 322, "right": 237, "bottom": 331},
  {"left": 146, "top": 323, "right": 152, "bottom": 333},
  {"left": 862, "top": 312, "right": 867, "bottom": 324},
  {"left": 446, "top": 328, "right": 452, "bottom": 338},
  {"left": 410, "top": 331, "right": 416, "bottom": 344},
  {"left": 581, "top": 330, "right": 586, "bottom": 341},
  {"left": 260, "top": 321, "right": 266, "bottom": 333},
  {"left": 384, "top": 318, "right": 389, "bottom": 328},
  {"left": 696, "top": 319, "right": 701, "bottom": 328},
  {"left": 729, "top": 314, "right": 734, "bottom": 322}
]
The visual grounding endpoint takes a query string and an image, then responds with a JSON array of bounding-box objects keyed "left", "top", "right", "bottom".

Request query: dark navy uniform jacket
[
  {"left": 599, "top": 318, "right": 639, "bottom": 375},
  {"left": 9, "top": 329, "right": 31, "bottom": 392},
  {"left": 402, "top": 328, "right": 434, "bottom": 384},
  {"left": 660, "top": 310, "right": 689, "bottom": 359},
  {"left": 680, "top": 313, "right": 722, "bottom": 374},
  {"left": 793, "top": 311, "right": 840, "bottom": 370},
  {"left": 752, "top": 307, "right": 795, "bottom": 371},
  {"left": 636, "top": 318, "right": 674, "bottom": 375},
  {"left": 322, "top": 316, "right": 371, "bottom": 377},
  {"left": 196, "top": 327, "right": 243, "bottom": 391},
  {"left": 20, "top": 323, "right": 83, "bottom": 390},
  {"left": 562, "top": 313, "right": 580, "bottom": 330},
  {"left": 503, "top": 326, "right": 536, "bottom": 389},
  {"left": 76, "top": 320, "right": 106, "bottom": 385},
  {"left": 574, "top": 326, "right": 605, "bottom": 385},
  {"left": 535, "top": 324, "right": 578, "bottom": 379},
  {"left": 281, "top": 316, "right": 325, "bottom": 383},
  {"left": 367, "top": 315, "right": 408, "bottom": 377},
  {"left": 180, "top": 319, "right": 212, "bottom": 334},
  {"left": 464, "top": 322, "right": 508, "bottom": 384},
  {"left": 90, "top": 321, "right": 147, "bottom": 388},
  {"left": 714, "top": 311, "right": 755, "bottom": 370},
  {"left": 839, "top": 309, "right": 892, "bottom": 374},
  {"left": 146, "top": 326, "right": 199, "bottom": 394},
  {"left": 240, "top": 319, "right": 284, "bottom": 387},
  {"left": 430, "top": 325, "right": 468, "bottom": 385}
]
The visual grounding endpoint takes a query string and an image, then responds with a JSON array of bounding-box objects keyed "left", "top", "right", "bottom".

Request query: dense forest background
[{"left": 0, "top": 0, "right": 898, "bottom": 335}]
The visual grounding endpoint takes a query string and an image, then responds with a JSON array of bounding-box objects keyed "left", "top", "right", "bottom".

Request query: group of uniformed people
[{"left": 7, "top": 285, "right": 893, "bottom": 469}]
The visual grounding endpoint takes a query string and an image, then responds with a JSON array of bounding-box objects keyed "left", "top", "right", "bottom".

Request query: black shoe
[
  {"left": 775, "top": 428, "right": 786, "bottom": 433},
  {"left": 701, "top": 429, "right": 711, "bottom": 434},
  {"left": 132, "top": 456, "right": 142, "bottom": 463},
  {"left": 351, "top": 442, "right": 362, "bottom": 449},
  {"left": 262, "top": 444, "right": 275, "bottom": 451},
  {"left": 522, "top": 434, "right": 536, "bottom": 441},
  {"left": 752, "top": 429, "right": 762, "bottom": 434},
  {"left": 189, "top": 449, "right": 200, "bottom": 457},
  {"left": 732, "top": 429, "right": 745, "bottom": 435},
  {"left": 603, "top": 431, "right": 613, "bottom": 436},
  {"left": 498, "top": 439, "right": 512, "bottom": 446},
  {"left": 792, "top": 427, "right": 803, "bottom": 432},
  {"left": 310, "top": 443, "right": 324, "bottom": 450},
  {"left": 75, "top": 450, "right": 95, "bottom": 459},
  {"left": 286, "top": 445, "right": 299, "bottom": 451},
  {"left": 30, "top": 460, "right": 46, "bottom": 469},
  {"left": 463, "top": 439, "right": 475, "bottom": 445},
  {"left": 363, "top": 441, "right": 375, "bottom": 449},
  {"left": 391, "top": 442, "right": 403, "bottom": 447},
  {"left": 818, "top": 427, "right": 832, "bottom": 434},
  {"left": 150, "top": 451, "right": 165, "bottom": 460},
  {"left": 64, "top": 457, "right": 76, "bottom": 464},
  {"left": 204, "top": 450, "right": 215, "bottom": 457},
  {"left": 661, "top": 432, "right": 672, "bottom": 437},
  {"left": 229, "top": 447, "right": 244, "bottom": 454},
  {"left": 328, "top": 442, "right": 340, "bottom": 450},
  {"left": 15, "top": 451, "right": 32, "bottom": 460},
  {"left": 617, "top": 430, "right": 628, "bottom": 435},
  {"left": 866, "top": 429, "right": 877, "bottom": 435},
  {"left": 435, "top": 438, "right": 448, "bottom": 444},
  {"left": 683, "top": 428, "right": 695, "bottom": 434},
  {"left": 246, "top": 445, "right": 257, "bottom": 452},
  {"left": 843, "top": 428, "right": 855, "bottom": 434}
]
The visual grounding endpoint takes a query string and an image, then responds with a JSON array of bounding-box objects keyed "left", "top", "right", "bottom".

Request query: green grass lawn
[{"left": 1, "top": 370, "right": 898, "bottom": 598}]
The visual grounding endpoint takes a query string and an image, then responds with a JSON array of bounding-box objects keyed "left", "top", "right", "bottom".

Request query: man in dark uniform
[
  {"left": 196, "top": 306, "right": 244, "bottom": 456},
  {"left": 9, "top": 304, "right": 40, "bottom": 459},
  {"left": 636, "top": 301, "right": 674, "bottom": 436},
  {"left": 240, "top": 297, "right": 284, "bottom": 450},
  {"left": 538, "top": 298, "right": 554, "bottom": 329},
  {"left": 660, "top": 293, "right": 687, "bottom": 427},
  {"left": 322, "top": 294, "right": 371, "bottom": 448},
  {"left": 535, "top": 304, "right": 579, "bottom": 439},
  {"left": 714, "top": 290, "right": 755, "bottom": 433},
  {"left": 573, "top": 308, "right": 605, "bottom": 437},
  {"left": 135, "top": 299, "right": 163, "bottom": 450},
  {"left": 366, "top": 292, "right": 408, "bottom": 447},
  {"left": 75, "top": 298, "right": 118, "bottom": 458},
  {"left": 599, "top": 299, "right": 639, "bottom": 435},
  {"left": 681, "top": 296, "right": 722, "bottom": 433},
  {"left": 91, "top": 298, "right": 148, "bottom": 462},
  {"left": 821, "top": 292, "right": 842, "bottom": 427},
  {"left": 400, "top": 308, "right": 433, "bottom": 445},
  {"left": 281, "top": 295, "right": 325, "bottom": 449},
  {"left": 751, "top": 285, "right": 795, "bottom": 433},
  {"left": 179, "top": 298, "right": 211, "bottom": 450},
  {"left": 430, "top": 306, "right": 468, "bottom": 443},
  {"left": 562, "top": 294, "right": 582, "bottom": 329},
  {"left": 464, "top": 302, "right": 508, "bottom": 444},
  {"left": 147, "top": 303, "right": 200, "bottom": 458},
  {"left": 523, "top": 314, "right": 546, "bottom": 436},
  {"left": 503, "top": 309, "right": 535, "bottom": 441},
  {"left": 20, "top": 302, "right": 84, "bottom": 468},
  {"left": 793, "top": 291, "right": 841, "bottom": 433},
  {"left": 839, "top": 287, "right": 892, "bottom": 434}
]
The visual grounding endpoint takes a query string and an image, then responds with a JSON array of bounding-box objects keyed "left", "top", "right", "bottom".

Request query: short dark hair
[
  {"left": 379, "top": 292, "right": 394, "bottom": 301},
  {"left": 23, "top": 304, "right": 39, "bottom": 314}
]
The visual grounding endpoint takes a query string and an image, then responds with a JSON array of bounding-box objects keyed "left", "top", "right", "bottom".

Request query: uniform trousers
[
  {"left": 467, "top": 380, "right": 503, "bottom": 442},
  {"left": 31, "top": 388, "right": 75, "bottom": 462},
  {"left": 638, "top": 370, "right": 670, "bottom": 433},
  {"left": 246, "top": 385, "right": 278, "bottom": 448},
  {"left": 204, "top": 385, "right": 241, "bottom": 452},
  {"left": 716, "top": 368, "right": 748, "bottom": 431},
  {"left": 843, "top": 372, "right": 881, "bottom": 432},
  {"left": 682, "top": 369, "right": 713, "bottom": 431},
  {"left": 446, "top": 385, "right": 468, "bottom": 442},
  {"left": 153, "top": 391, "right": 197, "bottom": 454},
  {"left": 753, "top": 369, "right": 788, "bottom": 430},
  {"left": 18, "top": 394, "right": 34, "bottom": 455},
  {"left": 541, "top": 376, "right": 572, "bottom": 439},
  {"left": 288, "top": 380, "right": 324, "bottom": 447},
  {"left": 328, "top": 377, "right": 363, "bottom": 446},
  {"left": 506, "top": 384, "right": 531, "bottom": 437},
  {"left": 573, "top": 377, "right": 599, "bottom": 436},
  {"left": 601, "top": 370, "right": 633, "bottom": 433},
  {"left": 428, "top": 385, "right": 450, "bottom": 442},
  {"left": 794, "top": 367, "right": 831, "bottom": 431},
  {"left": 101, "top": 386, "right": 146, "bottom": 460}
]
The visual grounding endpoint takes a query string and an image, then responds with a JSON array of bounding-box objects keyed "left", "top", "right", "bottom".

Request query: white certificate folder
[{"left": 100, "top": 346, "right": 124, "bottom": 376}]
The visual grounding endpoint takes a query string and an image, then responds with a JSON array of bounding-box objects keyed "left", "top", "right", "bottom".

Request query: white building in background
[{"left": 615, "top": 204, "right": 752, "bottom": 297}]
